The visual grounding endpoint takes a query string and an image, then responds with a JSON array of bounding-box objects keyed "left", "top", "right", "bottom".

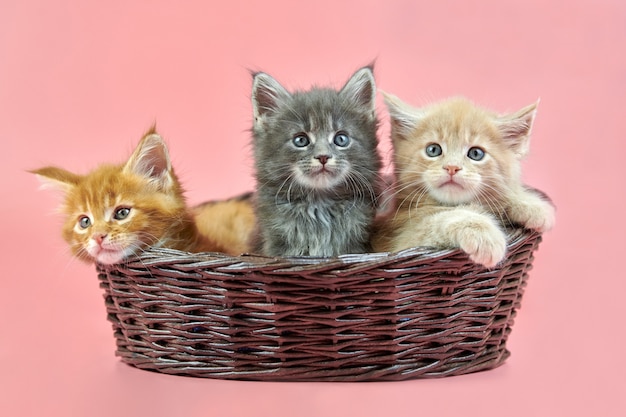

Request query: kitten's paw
[
  {"left": 511, "top": 199, "right": 556, "bottom": 233},
  {"left": 456, "top": 220, "right": 507, "bottom": 269}
]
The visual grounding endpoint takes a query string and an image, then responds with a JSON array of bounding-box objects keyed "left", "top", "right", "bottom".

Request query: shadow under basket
[{"left": 97, "top": 227, "right": 542, "bottom": 382}]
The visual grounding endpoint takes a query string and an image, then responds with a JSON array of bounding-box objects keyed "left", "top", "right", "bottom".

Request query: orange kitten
[
  {"left": 31, "top": 129, "right": 232, "bottom": 264},
  {"left": 373, "top": 94, "right": 555, "bottom": 268}
]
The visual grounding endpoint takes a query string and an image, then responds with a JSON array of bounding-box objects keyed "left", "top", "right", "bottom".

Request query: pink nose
[
  {"left": 316, "top": 155, "right": 330, "bottom": 165},
  {"left": 444, "top": 165, "right": 461, "bottom": 175},
  {"left": 93, "top": 233, "right": 107, "bottom": 245}
]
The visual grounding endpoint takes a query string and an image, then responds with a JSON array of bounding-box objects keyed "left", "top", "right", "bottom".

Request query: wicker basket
[{"left": 96, "top": 227, "right": 541, "bottom": 382}]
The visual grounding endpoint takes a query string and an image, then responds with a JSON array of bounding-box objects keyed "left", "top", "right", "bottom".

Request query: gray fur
[{"left": 251, "top": 67, "right": 381, "bottom": 257}]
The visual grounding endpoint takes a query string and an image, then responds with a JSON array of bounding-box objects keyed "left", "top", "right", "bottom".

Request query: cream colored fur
[{"left": 373, "top": 94, "right": 555, "bottom": 268}]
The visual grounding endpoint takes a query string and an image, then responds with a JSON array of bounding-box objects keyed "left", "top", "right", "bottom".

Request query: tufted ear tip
[
  {"left": 340, "top": 66, "right": 377, "bottom": 114},
  {"left": 495, "top": 102, "right": 539, "bottom": 158},
  {"left": 124, "top": 130, "right": 174, "bottom": 189},
  {"left": 251, "top": 71, "right": 291, "bottom": 122},
  {"left": 381, "top": 93, "right": 425, "bottom": 141}
]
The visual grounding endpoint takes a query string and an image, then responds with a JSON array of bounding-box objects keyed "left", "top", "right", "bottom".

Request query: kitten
[
  {"left": 251, "top": 66, "right": 382, "bottom": 256},
  {"left": 372, "top": 94, "right": 555, "bottom": 268},
  {"left": 31, "top": 129, "right": 241, "bottom": 264}
]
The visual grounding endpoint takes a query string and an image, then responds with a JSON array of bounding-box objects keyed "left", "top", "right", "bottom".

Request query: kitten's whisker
[
  {"left": 408, "top": 188, "right": 429, "bottom": 223},
  {"left": 346, "top": 170, "right": 376, "bottom": 205},
  {"left": 382, "top": 178, "right": 427, "bottom": 209},
  {"left": 62, "top": 244, "right": 89, "bottom": 273},
  {"left": 274, "top": 172, "right": 297, "bottom": 204},
  {"left": 394, "top": 185, "right": 425, "bottom": 222},
  {"left": 476, "top": 187, "right": 512, "bottom": 226}
]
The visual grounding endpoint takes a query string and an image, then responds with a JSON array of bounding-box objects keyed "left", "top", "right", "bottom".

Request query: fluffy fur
[
  {"left": 31, "top": 129, "right": 240, "bottom": 264},
  {"left": 192, "top": 192, "right": 256, "bottom": 255},
  {"left": 372, "top": 94, "right": 555, "bottom": 268},
  {"left": 251, "top": 66, "right": 382, "bottom": 256}
]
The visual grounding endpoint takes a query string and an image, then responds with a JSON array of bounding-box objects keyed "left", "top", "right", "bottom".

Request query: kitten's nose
[
  {"left": 93, "top": 233, "right": 107, "bottom": 245},
  {"left": 444, "top": 165, "right": 461, "bottom": 175},
  {"left": 316, "top": 155, "right": 331, "bottom": 165}
]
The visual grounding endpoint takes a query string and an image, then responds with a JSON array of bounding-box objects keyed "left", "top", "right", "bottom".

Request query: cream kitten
[{"left": 373, "top": 94, "right": 555, "bottom": 268}]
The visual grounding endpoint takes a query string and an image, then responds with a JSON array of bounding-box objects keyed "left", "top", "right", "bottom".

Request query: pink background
[{"left": 1, "top": 1, "right": 624, "bottom": 416}]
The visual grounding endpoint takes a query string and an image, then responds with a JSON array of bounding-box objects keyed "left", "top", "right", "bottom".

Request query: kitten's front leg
[
  {"left": 413, "top": 208, "right": 508, "bottom": 268},
  {"left": 506, "top": 187, "right": 556, "bottom": 232}
]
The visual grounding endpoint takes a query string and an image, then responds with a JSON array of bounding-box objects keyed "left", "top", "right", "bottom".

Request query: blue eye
[
  {"left": 426, "top": 144, "right": 442, "bottom": 157},
  {"left": 79, "top": 216, "right": 91, "bottom": 229},
  {"left": 467, "top": 147, "right": 486, "bottom": 161},
  {"left": 292, "top": 134, "right": 310, "bottom": 147},
  {"left": 333, "top": 132, "right": 350, "bottom": 147},
  {"left": 114, "top": 207, "right": 131, "bottom": 220}
]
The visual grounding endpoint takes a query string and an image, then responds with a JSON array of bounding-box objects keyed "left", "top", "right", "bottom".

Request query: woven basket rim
[{"left": 115, "top": 227, "right": 537, "bottom": 269}]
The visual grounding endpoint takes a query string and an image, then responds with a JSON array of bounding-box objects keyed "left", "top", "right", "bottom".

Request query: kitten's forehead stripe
[
  {"left": 308, "top": 114, "right": 317, "bottom": 132},
  {"left": 327, "top": 114, "right": 337, "bottom": 132},
  {"left": 308, "top": 110, "right": 330, "bottom": 133}
]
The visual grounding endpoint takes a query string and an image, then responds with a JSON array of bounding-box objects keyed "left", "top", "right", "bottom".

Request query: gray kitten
[{"left": 251, "top": 66, "right": 381, "bottom": 257}]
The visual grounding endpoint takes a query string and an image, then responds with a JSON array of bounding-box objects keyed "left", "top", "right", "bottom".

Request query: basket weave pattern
[{"left": 97, "top": 228, "right": 541, "bottom": 381}]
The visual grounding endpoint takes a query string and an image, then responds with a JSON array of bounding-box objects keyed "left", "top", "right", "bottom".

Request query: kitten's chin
[
  {"left": 88, "top": 244, "right": 137, "bottom": 265},
  {"left": 297, "top": 170, "right": 345, "bottom": 190},
  {"left": 432, "top": 185, "right": 475, "bottom": 205},
  {"left": 92, "top": 249, "right": 128, "bottom": 265}
]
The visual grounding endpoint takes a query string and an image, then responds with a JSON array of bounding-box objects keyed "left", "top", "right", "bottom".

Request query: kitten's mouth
[
  {"left": 440, "top": 179, "right": 464, "bottom": 188},
  {"left": 90, "top": 243, "right": 135, "bottom": 265},
  {"left": 433, "top": 178, "right": 475, "bottom": 205},
  {"left": 312, "top": 168, "right": 333, "bottom": 176},
  {"left": 298, "top": 167, "right": 344, "bottom": 189},
  {"left": 309, "top": 166, "right": 340, "bottom": 181},
  {"left": 92, "top": 247, "right": 125, "bottom": 264}
]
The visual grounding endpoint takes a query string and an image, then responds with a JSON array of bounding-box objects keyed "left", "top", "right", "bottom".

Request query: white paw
[
  {"left": 524, "top": 201, "right": 555, "bottom": 232},
  {"left": 457, "top": 221, "right": 507, "bottom": 269},
  {"left": 507, "top": 189, "right": 556, "bottom": 233}
]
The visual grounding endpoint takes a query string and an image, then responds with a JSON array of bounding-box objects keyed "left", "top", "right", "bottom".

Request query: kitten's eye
[
  {"left": 333, "top": 132, "right": 350, "bottom": 147},
  {"left": 426, "top": 144, "right": 442, "bottom": 157},
  {"left": 292, "top": 134, "right": 310, "bottom": 148},
  {"left": 114, "top": 207, "right": 131, "bottom": 220},
  {"left": 78, "top": 216, "right": 91, "bottom": 229},
  {"left": 467, "top": 147, "right": 486, "bottom": 161}
]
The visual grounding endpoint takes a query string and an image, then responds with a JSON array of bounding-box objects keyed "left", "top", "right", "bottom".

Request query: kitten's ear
[
  {"left": 251, "top": 72, "right": 291, "bottom": 123},
  {"left": 383, "top": 92, "right": 423, "bottom": 141},
  {"left": 340, "top": 66, "right": 376, "bottom": 118},
  {"left": 30, "top": 166, "right": 81, "bottom": 194},
  {"left": 495, "top": 100, "right": 539, "bottom": 158},
  {"left": 124, "top": 130, "right": 174, "bottom": 190}
]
